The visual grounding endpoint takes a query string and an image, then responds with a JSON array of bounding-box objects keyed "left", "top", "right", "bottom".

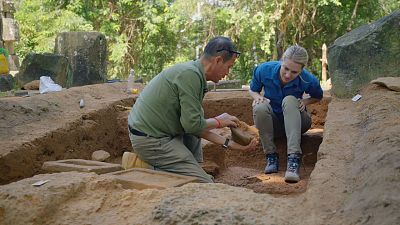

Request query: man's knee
[{"left": 198, "top": 174, "right": 214, "bottom": 183}]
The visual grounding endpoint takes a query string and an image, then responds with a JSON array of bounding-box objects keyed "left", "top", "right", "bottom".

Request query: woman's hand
[
  {"left": 298, "top": 99, "right": 306, "bottom": 112},
  {"left": 252, "top": 96, "right": 270, "bottom": 107},
  {"left": 298, "top": 98, "right": 320, "bottom": 112},
  {"left": 249, "top": 90, "right": 270, "bottom": 107}
]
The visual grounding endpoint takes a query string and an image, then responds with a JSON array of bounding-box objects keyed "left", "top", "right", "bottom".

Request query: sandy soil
[{"left": 0, "top": 82, "right": 399, "bottom": 225}]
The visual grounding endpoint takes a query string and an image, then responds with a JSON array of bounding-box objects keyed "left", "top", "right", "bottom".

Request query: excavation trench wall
[
  {"left": 1, "top": 84, "right": 398, "bottom": 225},
  {"left": 0, "top": 102, "right": 132, "bottom": 184},
  {"left": 0, "top": 85, "right": 329, "bottom": 187},
  {"left": 0, "top": 83, "right": 136, "bottom": 184}
]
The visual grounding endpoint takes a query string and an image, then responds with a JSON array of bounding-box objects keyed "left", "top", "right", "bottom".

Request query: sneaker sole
[
  {"left": 264, "top": 170, "right": 278, "bottom": 174},
  {"left": 284, "top": 171, "right": 300, "bottom": 183},
  {"left": 264, "top": 167, "right": 278, "bottom": 174}
]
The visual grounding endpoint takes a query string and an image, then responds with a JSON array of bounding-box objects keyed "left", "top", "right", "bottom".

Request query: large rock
[
  {"left": 16, "top": 53, "right": 72, "bottom": 88},
  {"left": 54, "top": 32, "right": 107, "bottom": 87},
  {"left": 328, "top": 10, "right": 400, "bottom": 98},
  {"left": 0, "top": 74, "right": 14, "bottom": 91}
]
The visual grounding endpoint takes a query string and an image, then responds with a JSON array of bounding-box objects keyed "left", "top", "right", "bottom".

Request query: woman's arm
[
  {"left": 299, "top": 97, "right": 321, "bottom": 112},
  {"left": 249, "top": 89, "right": 270, "bottom": 107}
]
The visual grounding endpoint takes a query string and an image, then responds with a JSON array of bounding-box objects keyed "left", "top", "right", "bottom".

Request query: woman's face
[{"left": 279, "top": 58, "right": 303, "bottom": 85}]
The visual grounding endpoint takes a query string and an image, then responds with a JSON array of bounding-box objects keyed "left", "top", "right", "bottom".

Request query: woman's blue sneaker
[
  {"left": 264, "top": 152, "right": 279, "bottom": 174},
  {"left": 284, "top": 153, "right": 301, "bottom": 183}
]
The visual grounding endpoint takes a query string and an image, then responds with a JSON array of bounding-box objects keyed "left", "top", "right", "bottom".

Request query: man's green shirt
[{"left": 128, "top": 59, "right": 208, "bottom": 137}]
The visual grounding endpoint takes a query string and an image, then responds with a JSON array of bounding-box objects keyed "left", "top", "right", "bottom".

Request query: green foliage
[
  {"left": 15, "top": 0, "right": 93, "bottom": 59},
  {"left": 14, "top": 0, "right": 400, "bottom": 83}
]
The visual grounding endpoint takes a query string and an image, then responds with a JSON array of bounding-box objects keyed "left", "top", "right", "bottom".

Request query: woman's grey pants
[{"left": 253, "top": 95, "right": 312, "bottom": 155}]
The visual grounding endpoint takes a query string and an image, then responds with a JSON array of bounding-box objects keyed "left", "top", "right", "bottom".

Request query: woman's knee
[
  {"left": 282, "top": 95, "right": 299, "bottom": 109},
  {"left": 253, "top": 101, "right": 273, "bottom": 115}
]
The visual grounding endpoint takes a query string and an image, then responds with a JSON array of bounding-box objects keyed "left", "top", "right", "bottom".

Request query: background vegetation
[{"left": 14, "top": 0, "right": 399, "bottom": 83}]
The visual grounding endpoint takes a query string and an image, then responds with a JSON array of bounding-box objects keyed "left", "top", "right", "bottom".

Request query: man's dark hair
[{"left": 203, "top": 36, "right": 240, "bottom": 62}]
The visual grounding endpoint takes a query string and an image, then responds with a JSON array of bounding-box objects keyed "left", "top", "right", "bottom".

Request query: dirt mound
[{"left": 0, "top": 83, "right": 137, "bottom": 184}]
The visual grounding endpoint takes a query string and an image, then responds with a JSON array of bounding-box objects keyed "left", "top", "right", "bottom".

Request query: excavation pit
[
  {"left": 0, "top": 84, "right": 329, "bottom": 196},
  {"left": 202, "top": 128, "right": 323, "bottom": 195},
  {"left": 200, "top": 91, "right": 329, "bottom": 194}
]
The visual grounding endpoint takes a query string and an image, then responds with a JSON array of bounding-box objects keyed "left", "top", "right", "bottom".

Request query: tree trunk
[
  {"left": 275, "top": 30, "right": 285, "bottom": 60},
  {"left": 347, "top": 0, "right": 360, "bottom": 31}
]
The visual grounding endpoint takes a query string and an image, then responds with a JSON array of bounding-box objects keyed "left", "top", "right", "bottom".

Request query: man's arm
[
  {"left": 203, "top": 113, "right": 239, "bottom": 130},
  {"left": 200, "top": 129, "right": 258, "bottom": 151}
]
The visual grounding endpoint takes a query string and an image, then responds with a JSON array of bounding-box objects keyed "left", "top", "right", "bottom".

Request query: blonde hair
[{"left": 282, "top": 45, "right": 308, "bottom": 67}]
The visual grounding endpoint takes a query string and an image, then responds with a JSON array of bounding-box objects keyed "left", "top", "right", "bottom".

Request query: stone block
[
  {"left": 8, "top": 54, "right": 19, "bottom": 71},
  {"left": 328, "top": 10, "right": 400, "bottom": 98},
  {"left": 1, "top": 18, "right": 19, "bottom": 41},
  {"left": 42, "top": 159, "right": 122, "bottom": 174},
  {"left": 16, "top": 53, "right": 72, "bottom": 88},
  {"left": 0, "top": 0, "right": 15, "bottom": 13},
  {"left": 54, "top": 32, "right": 107, "bottom": 87},
  {"left": 105, "top": 168, "right": 198, "bottom": 190},
  {"left": 0, "top": 74, "right": 14, "bottom": 91}
]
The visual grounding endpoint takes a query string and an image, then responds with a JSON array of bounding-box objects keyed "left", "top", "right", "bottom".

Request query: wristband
[
  {"left": 222, "top": 138, "right": 230, "bottom": 149},
  {"left": 213, "top": 117, "right": 221, "bottom": 128}
]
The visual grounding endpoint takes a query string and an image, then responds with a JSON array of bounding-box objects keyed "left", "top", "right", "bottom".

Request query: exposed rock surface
[
  {"left": 55, "top": 32, "right": 107, "bottom": 87},
  {"left": 329, "top": 10, "right": 400, "bottom": 97},
  {"left": 16, "top": 53, "right": 71, "bottom": 87},
  {"left": 0, "top": 74, "right": 14, "bottom": 91},
  {"left": 370, "top": 76, "right": 400, "bottom": 92}
]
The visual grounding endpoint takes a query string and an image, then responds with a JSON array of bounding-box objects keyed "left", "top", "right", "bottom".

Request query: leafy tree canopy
[{"left": 14, "top": 0, "right": 399, "bottom": 83}]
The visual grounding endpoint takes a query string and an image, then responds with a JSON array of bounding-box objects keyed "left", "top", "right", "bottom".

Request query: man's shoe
[
  {"left": 284, "top": 153, "right": 301, "bottom": 183},
  {"left": 264, "top": 152, "right": 279, "bottom": 174}
]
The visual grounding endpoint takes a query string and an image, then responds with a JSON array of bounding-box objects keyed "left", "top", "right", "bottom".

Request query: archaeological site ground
[{"left": 0, "top": 81, "right": 399, "bottom": 225}]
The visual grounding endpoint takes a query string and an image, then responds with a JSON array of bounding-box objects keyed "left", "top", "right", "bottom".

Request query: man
[
  {"left": 128, "top": 36, "right": 258, "bottom": 183},
  {"left": 249, "top": 45, "right": 323, "bottom": 183}
]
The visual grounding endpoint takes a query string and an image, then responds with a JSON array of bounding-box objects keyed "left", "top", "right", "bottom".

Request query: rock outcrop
[
  {"left": 16, "top": 53, "right": 72, "bottom": 87},
  {"left": 55, "top": 32, "right": 107, "bottom": 87},
  {"left": 328, "top": 10, "right": 400, "bottom": 97}
]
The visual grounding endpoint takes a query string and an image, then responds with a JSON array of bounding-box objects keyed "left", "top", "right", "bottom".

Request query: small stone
[
  {"left": 23, "top": 80, "right": 40, "bottom": 90},
  {"left": 91, "top": 150, "right": 110, "bottom": 162}
]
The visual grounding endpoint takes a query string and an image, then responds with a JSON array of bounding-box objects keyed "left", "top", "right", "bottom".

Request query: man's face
[
  {"left": 209, "top": 55, "right": 238, "bottom": 83},
  {"left": 279, "top": 58, "right": 303, "bottom": 85}
]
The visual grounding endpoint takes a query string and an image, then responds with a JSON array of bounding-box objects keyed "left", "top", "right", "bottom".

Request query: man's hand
[
  {"left": 241, "top": 138, "right": 258, "bottom": 151},
  {"left": 215, "top": 113, "right": 239, "bottom": 128}
]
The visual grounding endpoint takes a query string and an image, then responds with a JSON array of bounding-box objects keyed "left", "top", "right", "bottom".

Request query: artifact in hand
[{"left": 230, "top": 121, "right": 259, "bottom": 146}]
